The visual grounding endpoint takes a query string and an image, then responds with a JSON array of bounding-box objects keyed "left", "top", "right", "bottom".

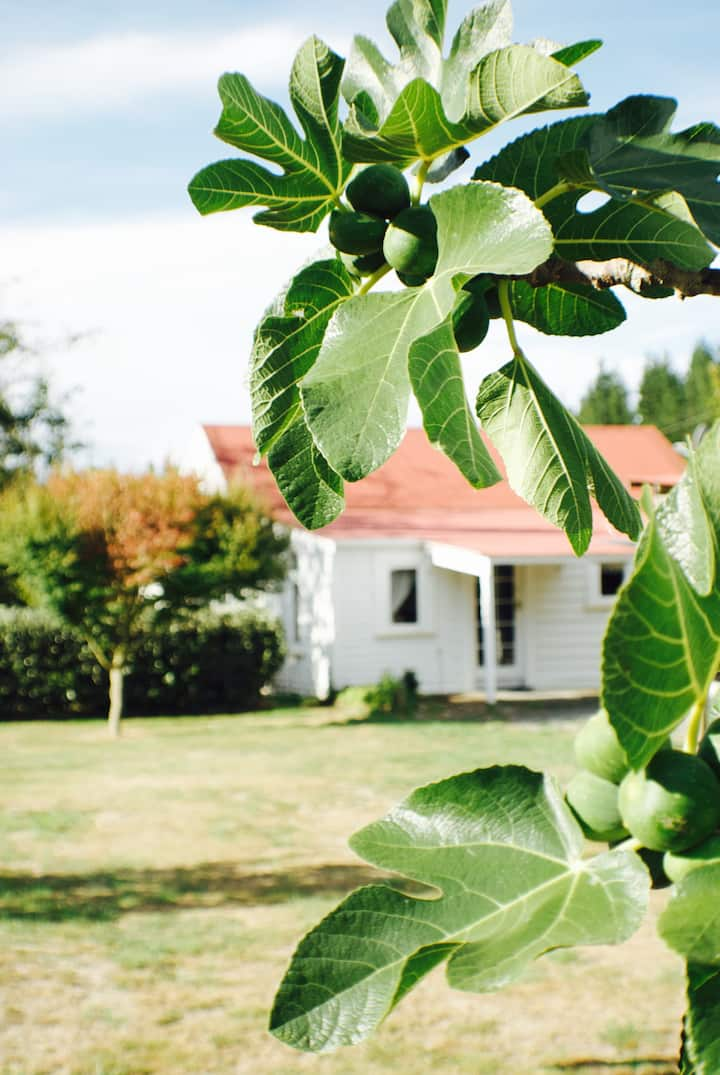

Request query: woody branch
[{"left": 517, "top": 256, "right": 720, "bottom": 299}]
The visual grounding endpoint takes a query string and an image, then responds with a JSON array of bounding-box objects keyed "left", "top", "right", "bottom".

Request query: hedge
[{"left": 0, "top": 607, "right": 285, "bottom": 719}]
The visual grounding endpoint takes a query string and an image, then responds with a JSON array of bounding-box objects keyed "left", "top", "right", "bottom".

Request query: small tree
[
  {"left": 577, "top": 365, "right": 635, "bottom": 424},
  {"left": 0, "top": 469, "right": 288, "bottom": 735}
]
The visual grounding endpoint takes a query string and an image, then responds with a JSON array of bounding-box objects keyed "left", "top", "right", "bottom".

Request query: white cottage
[{"left": 187, "top": 424, "right": 685, "bottom": 702}]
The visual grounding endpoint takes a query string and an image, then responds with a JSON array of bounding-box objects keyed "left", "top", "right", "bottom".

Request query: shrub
[
  {"left": 364, "top": 670, "right": 419, "bottom": 718},
  {"left": 0, "top": 608, "right": 104, "bottom": 716},
  {"left": 126, "top": 610, "right": 286, "bottom": 715},
  {"left": 0, "top": 607, "right": 285, "bottom": 719}
]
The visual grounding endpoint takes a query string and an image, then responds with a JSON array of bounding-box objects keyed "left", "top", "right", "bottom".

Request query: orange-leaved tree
[{"left": 0, "top": 468, "right": 288, "bottom": 734}]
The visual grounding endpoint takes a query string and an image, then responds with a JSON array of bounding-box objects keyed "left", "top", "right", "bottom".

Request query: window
[
  {"left": 600, "top": 563, "right": 625, "bottom": 597},
  {"left": 374, "top": 553, "right": 431, "bottom": 636},
  {"left": 391, "top": 569, "right": 418, "bottom": 624},
  {"left": 586, "top": 560, "right": 629, "bottom": 606}
]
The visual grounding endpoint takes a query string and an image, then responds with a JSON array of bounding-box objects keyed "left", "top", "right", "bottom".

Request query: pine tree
[
  {"left": 637, "top": 358, "right": 687, "bottom": 439},
  {"left": 684, "top": 342, "right": 720, "bottom": 437},
  {"left": 577, "top": 366, "right": 635, "bottom": 425}
]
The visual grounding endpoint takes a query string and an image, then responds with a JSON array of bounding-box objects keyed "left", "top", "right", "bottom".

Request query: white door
[{"left": 476, "top": 565, "right": 525, "bottom": 688}]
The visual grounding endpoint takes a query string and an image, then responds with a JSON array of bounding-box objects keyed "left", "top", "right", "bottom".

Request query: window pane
[
  {"left": 600, "top": 563, "right": 624, "bottom": 596},
  {"left": 496, "top": 566, "right": 515, "bottom": 666},
  {"left": 391, "top": 569, "right": 418, "bottom": 623},
  {"left": 498, "top": 622, "right": 515, "bottom": 666}
]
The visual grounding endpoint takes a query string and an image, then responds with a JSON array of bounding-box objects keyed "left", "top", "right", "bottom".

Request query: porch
[{"left": 427, "top": 542, "right": 633, "bottom": 704}]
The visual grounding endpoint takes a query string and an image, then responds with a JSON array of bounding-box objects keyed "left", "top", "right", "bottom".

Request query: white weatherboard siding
[
  {"left": 523, "top": 559, "right": 628, "bottom": 690},
  {"left": 330, "top": 543, "right": 475, "bottom": 694},
  {"left": 275, "top": 531, "right": 335, "bottom": 699},
  {"left": 274, "top": 541, "right": 626, "bottom": 696}
]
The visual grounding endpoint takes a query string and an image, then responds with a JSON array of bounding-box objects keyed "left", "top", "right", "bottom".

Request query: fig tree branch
[{"left": 518, "top": 256, "right": 720, "bottom": 299}]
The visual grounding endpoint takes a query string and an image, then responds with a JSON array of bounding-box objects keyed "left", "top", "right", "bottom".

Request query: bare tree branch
[{"left": 518, "top": 256, "right": 720, "bottom": 299}]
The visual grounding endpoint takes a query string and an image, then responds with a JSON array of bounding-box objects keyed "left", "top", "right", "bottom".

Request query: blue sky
[{"left": 2, "top": 0, "right": 719, "bottom": 467}]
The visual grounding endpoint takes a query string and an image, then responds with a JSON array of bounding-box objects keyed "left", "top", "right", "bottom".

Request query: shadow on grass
[
  {"left": 548, "top": 1061, "right": 676, "bottom": 1074},
  {"left": 333, "top": 696, "right": 600, "bottom": 727},
  {"left": 0, "top": 862, "right": 403, "bottom": 922}
]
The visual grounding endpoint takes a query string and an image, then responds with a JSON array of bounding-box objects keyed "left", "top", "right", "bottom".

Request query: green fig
[
  {"left": 383, "top": 206, "right": 438, "bottom": 281},
  {"left": 340, "top": 249, "right": 386, "bottom": 277},
  {"left": 451, "top": 290, "right": 491, "bottom": 352},
  {"left": 663, "top": 833, "right": 720, "bottom": 883},
  {"left": 618, "top": 750, "right": 720, "bottom": 853},
  {"left": 346, "top": 164, "right": 411, "bottom": 219},
  {"left": 565, "top": 770, "right": 628, "bottom": 842},
  {"left": 329, "top": 210, "right": 387, "bottom": 255},
  {"left": 396, "top": 271, "right": 428, "bottom": 288},
  {"left": 574, "top": 709, "right": 630, "bottom": 785}
]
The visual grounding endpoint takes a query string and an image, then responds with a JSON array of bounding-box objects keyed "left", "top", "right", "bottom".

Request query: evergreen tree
[
  {"left": 577, "top": 366, "right": 635, "bottom": 425},
  {"left": 684, "top": 342, "right": 720, "bottom": 437},
  {"left": 637, "top": 358, "right": 687, "bottom": 438}
]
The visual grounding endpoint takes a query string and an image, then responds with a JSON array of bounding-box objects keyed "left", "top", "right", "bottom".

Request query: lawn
[{"left": 0, "top": 703, "right": 684, "bottom": 1075}]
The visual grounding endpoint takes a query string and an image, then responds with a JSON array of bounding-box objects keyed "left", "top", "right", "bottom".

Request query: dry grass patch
[{"left": 0, "top": 706, "right": 685, "bottom": 1074}]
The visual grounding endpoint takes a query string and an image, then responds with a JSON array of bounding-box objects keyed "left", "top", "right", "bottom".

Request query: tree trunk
[{"left": 108, "top": 650, "right": 125, "bottom": 737}]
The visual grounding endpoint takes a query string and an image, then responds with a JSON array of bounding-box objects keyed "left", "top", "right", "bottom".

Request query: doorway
[{"left": 476, "top": 565, "right": 524, "bottom": 687}]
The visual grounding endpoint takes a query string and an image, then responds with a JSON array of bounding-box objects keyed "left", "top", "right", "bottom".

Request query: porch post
[{"left": 479, "top": 557, "right": 498, "bottom": 705}]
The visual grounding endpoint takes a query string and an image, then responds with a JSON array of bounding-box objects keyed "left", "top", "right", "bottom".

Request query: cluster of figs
[
  {"left": 566, "top": 708, "right": 720, "bottom": 886},
  {"left": 329, "top": 164, "right": 493, "bottom": 352}
]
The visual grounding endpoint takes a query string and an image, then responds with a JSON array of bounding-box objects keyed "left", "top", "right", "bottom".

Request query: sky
[{"left": 2, "top": 0, "right": 719, "bottom": 469}]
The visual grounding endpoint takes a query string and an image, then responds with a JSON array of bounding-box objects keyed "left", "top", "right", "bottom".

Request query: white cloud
[
  {"left": 3, "top": 210, "right": 320, "bottom": 468},
  {"left": 0, "top": 22, "right": 349, "bottom": 122}
]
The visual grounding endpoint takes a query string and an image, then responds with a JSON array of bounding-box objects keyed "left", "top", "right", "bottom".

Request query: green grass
[{"left": 0, "top": 704, "right": 684, "bottom": 1075}]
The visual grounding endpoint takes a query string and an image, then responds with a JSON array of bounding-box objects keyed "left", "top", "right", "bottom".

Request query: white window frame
[
  {"left": 374, "top": 550, "right": 434, "bottom": 637},
  {"left": 585, "top": 559, "right": 630, "bottom": 609}
]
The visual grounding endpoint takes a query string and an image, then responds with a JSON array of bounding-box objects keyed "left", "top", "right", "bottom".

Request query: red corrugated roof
[{"left": 202, "top": 424, "right": 685, "bottom": 559}]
